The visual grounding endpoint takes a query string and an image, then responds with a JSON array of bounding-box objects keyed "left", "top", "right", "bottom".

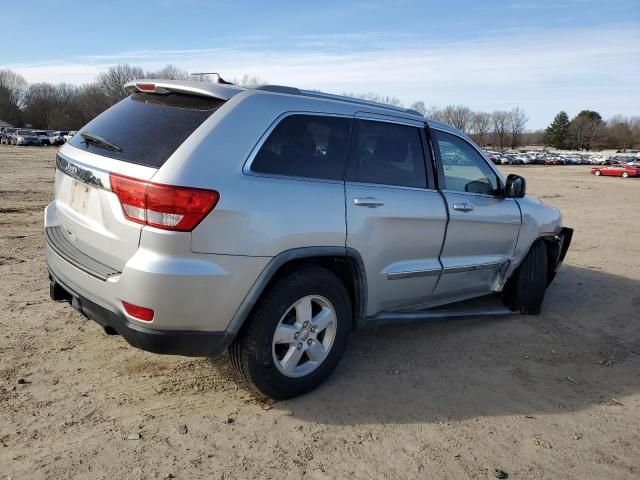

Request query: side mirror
[{"left": 505, "top": 174, "right": 526, "bottom": 198}]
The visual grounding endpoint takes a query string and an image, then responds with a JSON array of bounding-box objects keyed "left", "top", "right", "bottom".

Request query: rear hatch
[{"left": 53, "top": 86, "right": 227, "bottom": 271}]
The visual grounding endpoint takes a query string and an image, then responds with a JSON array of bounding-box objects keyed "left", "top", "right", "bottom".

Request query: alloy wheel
[{"left": 272, "top": 295, "right": 337, "bottom": 378}]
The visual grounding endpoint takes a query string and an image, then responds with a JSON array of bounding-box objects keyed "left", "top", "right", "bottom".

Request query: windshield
[{"left": 17, "top": 130, "right": 32, "bottom": 135}]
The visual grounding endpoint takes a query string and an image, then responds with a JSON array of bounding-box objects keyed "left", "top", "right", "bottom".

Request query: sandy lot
[{"left": 1, "top": 145, "right": 639, "bottom": 480}]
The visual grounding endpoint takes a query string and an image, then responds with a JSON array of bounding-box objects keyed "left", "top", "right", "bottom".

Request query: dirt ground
[{"left": 1, "top": 145, "right": 639, "bottom": 480}]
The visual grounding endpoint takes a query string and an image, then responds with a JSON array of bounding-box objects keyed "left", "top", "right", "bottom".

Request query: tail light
[{"left": 110, "top": 173, "right": 219, "bottom": 231}]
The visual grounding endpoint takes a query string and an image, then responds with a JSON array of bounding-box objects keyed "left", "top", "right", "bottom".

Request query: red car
[{"left": 591, "top": 164, "right": 640, "bottom": 178}]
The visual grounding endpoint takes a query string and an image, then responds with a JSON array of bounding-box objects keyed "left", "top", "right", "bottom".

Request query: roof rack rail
[
  {"left": 404, "top": 109, "right": 424, "bottom": 117},
  {"left": 255, "top": 84, "right": 424, "bottom": 118},
  {"left": 255, "top": 85, "right": 302, "bottom": 95}
]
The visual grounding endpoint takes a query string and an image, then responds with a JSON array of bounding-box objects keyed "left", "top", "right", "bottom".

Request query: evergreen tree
[{"left": 543, "top": 111, "right": 570, "bottom": 149}]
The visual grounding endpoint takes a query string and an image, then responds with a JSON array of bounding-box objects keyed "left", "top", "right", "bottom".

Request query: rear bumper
[
  {"left": 44, "top": 200, "right": 270, "bottom": 356},
  {"left": 49, "top": 270, "right": 233, "bottom": 356}
]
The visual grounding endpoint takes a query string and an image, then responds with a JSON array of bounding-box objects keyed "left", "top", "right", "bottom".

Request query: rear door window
[
  {"left": 69, "top": 92, "right": 224, "bottom": 168},
  {"left": 251, "top": 114, "right": 352, "bottom": 181},
  {"left": 350, "top": 119, "right": 427, "bottom": 188}
]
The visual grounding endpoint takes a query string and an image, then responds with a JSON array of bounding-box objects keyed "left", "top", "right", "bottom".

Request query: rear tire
[
  {"left": 229, "top": 266, "right": 352, "bottom": 400},
  {"left": 622, "top": 172, "right": 629, "bottom": 178},
  {"left": 502, "top": 241, "right": 548, "bottom": 315}
]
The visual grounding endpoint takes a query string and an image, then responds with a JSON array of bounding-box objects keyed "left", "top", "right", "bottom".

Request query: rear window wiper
[{"left": 80, "top": 132, "right": 123, "bottom": 153}]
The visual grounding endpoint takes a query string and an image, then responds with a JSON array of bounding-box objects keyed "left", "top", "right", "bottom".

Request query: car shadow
[{"left": 280, "top": 265, "right": 640, "bottom": 424}]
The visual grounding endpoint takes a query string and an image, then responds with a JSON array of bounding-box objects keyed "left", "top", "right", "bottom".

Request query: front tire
[
  {"left": 502, "top": 241, "right": 548, "bottom": 315},
  {"left": 594, "top": 170, "right": 601, "bottom": 176},
  {"left": 622, "top": 172, "right": 629, "bottom": 178},
  {"left": 229, "top": 266, "right": 352, "bottom": 399}
]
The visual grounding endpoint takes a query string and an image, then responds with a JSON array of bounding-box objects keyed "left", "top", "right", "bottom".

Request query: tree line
[
  {"left": 1, "top": 64, "right": 638, "bottom": 150},
  {"left": 0, "top": 65, "right": 263, "bottom": 130},
  {"left": 341, "top": 94, "right": 528, "bottom": 149},
  {"left": 542, "top": 110, "right": 640, "bottom": 151},
  {"left": 335, "top": 94, "right": 639, "bottom": 151}
]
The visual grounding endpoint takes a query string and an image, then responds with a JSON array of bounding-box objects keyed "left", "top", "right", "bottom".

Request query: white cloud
[{"left": 4, "top": 24, "right": 638, "bottom": 128}]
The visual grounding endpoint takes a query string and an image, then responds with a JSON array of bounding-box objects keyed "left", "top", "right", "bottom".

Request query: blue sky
[{"left": 2, "top": 0, "right": 639, "bottom": 129}]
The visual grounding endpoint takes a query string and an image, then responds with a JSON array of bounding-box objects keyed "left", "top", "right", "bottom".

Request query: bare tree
[
  {"left": 630, "top": 116, "right": 640, "bottom": 149},
  {"left": 509, "top": 107, "right": 528, "bottom": 148},
  {"left": 491, "top": 110, "right": 511, "bottom": 149},
  {"left": 445, "top": 105, "right": 473, "bottom": 134},
  {"left": 606, "top": 115, "right": 635, "bottom": 150},
  {"left": 342, "top": 91, "right": 403, "bottom": 107},
  {"left": 23, "top": 82, "right": 62, "bottom": 128},
  {"left": 438, "top": 106, "right": 456, "bottom": 126},
  {"left": 74, "top": 82, "right": 111, "bottom": 128},
  {"left": 0, "top": 69, "right": 27, "bottom": 125},
  {"left": 471, "top": 112, "right": 492, "bottom": 147},
  {"left": 232, "top": 74, "right": 267, "bottom": 88},
  {"left": 409, "top": 100, "right": 426, "bottom": 116},
  {"left": 147, "top": 65, "right": 191, "bottom": 81},
  {"left": 96, "top": 64, "right": 145, "bottom": 103},
  {"left": 425, "top": 106, "right": 445, "bottom": 121}
]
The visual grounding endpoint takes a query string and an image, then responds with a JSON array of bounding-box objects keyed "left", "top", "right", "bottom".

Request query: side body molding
[{"left": 226, "top": 247, "right": 368, "bottom": 335}]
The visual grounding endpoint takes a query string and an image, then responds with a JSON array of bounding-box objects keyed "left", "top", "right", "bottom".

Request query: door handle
[
  {"left": 353, "top": 197, "right": 384, "bottom": 208},
  {"left": 452, "top": 203, "right": 474, "bottom": 212}
]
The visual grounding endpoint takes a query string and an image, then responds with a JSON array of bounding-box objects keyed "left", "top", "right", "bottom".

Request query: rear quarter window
[
  {"left": 69, "top": 92, "right": 224, "bottom": 168},
  {"left": 251, "top": 114, "right": 352, "bottom": 181}
]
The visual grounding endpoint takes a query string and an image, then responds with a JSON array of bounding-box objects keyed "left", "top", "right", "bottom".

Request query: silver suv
[{"left": 45, "top": 80, "right": 572, "bottom": 399}]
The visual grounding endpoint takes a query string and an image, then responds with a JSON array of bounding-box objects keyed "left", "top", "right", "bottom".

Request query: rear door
[
  {"left": 430, "top": 128, "right": 521, "bottom": 301},
  {"left": 346, "top": 115, "right": 447, "bottom": 314},
  {"left": 52, "top": 91, "right": 225, "bottom": 270}
]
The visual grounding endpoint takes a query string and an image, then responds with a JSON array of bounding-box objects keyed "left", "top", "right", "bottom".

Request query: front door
[{"left": 430, "top": 129, "right": 522, "bottom": 301}]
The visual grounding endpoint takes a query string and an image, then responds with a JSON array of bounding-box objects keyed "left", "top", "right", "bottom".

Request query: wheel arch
[
  {"left": 226, "top": 247, "right": 367, "bottom": 336},
  {"left": 506, "top": 231, "right": 570, "bottom": 288}
]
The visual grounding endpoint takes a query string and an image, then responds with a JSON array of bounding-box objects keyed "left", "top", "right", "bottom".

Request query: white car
[
  {"left": 64, "top": 131, "right": 76, "bottom": 142},
  {"left": 51, "top": 131, "right": 69, "bottom": 145}
]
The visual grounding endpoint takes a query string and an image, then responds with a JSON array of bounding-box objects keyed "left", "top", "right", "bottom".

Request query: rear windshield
[{"left": 69, "top": 92, "right": 224, "bottom": 168}]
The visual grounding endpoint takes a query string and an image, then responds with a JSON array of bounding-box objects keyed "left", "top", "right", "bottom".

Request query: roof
[{"left": 126, "top": 79, "right": 425, "bottom": 120}]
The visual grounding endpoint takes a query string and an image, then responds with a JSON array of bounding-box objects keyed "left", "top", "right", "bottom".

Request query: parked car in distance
[
  {"left": 1, "top": 127, "right": 17, "bottom": 144},
  {"left": 591, "top": 164, "right": 640, "bottom": 178},
  {"left": 13, "top": 129, "right": 40, "bottom": 146},
  {"left": 51, "top": 131, "right": 69, "bottom": 145},
  {"left": 506, "top": 154, "right": 524, "bottom": 165},
  {"left": 45, "top": 80, "right": 573, "bottom": 399},
  {"left": 34, "top": 130, "right": 52, "bottom": 146},
  {"left": 64, "top": 131, "right": 76, "bottom": 142}
]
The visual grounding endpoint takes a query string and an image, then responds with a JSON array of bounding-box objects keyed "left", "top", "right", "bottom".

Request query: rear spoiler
[{"left": 124, "top": 79, "right": 245, "bottom": 101}]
